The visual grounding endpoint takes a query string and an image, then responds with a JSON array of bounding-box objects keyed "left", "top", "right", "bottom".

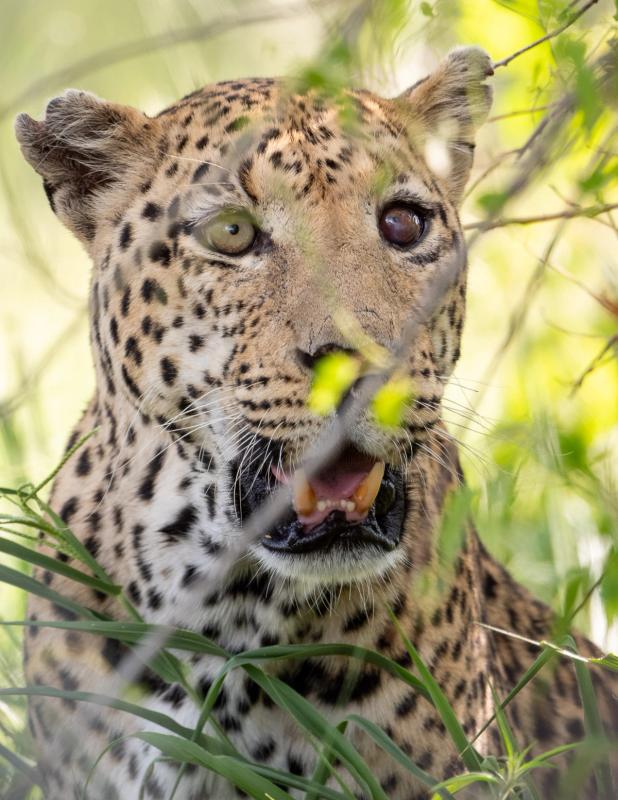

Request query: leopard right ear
[
  {"left": 15, "top": 90, "right": 162, "bottom": 245},
  {"left": 398, "top": 47, "right": 494, "bottom": 203}
]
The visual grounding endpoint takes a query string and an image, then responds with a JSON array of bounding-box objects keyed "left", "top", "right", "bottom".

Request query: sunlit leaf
[
  {"left": 371, "top": 376, "right": 415, "bottom": 428},
  {"left": 307, "top": 352, "right": 360, "bottom": 415}
]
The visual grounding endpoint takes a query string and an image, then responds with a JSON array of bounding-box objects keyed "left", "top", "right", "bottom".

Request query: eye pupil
[
  {"left": 379, "top": 204, "right": 424, "bottom": 247},
  {"left": 226, "top": 223, "right": 240, "bottom": 235}
]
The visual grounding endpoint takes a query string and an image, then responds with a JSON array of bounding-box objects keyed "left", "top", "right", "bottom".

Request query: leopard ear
[
  {"left": 398, "top": 46, "right": 494, "bottom": 202},
  {"left": 15, "top": 90, "right": 161, "bottom": 245}
]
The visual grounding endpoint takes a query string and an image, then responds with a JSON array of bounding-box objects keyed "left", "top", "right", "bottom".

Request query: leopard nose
[{"left": 294, "top": 343, "right": 358, "bottom": 372}]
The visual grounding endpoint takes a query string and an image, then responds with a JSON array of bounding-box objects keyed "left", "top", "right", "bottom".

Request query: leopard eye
[
  {"left": 194, "top": 210, "right": 257, "bottom": 255},
  {"left": 379, "top": 204, "right": 425, "bottom": 247}
]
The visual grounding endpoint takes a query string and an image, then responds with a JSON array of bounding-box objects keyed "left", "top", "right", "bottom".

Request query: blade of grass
[
  {"left": 556, "top": 737, "right": 618, "bottom": 799},
  {"left": 0, "top": 563, "right": 99, "bottom": 620},
  {"left": 1, "top": 619, "right": 227, "bottom": 658},
  {"left": 224, "top": 643, "right": 429, "bottom": 698},
  {"left": 0, "top": 742, "right": 41, "bottom": 787},
  {"left": 388, "top": 609, "right": 483, "bottom": 772},
  {"left": 467, "top": 647, "right": 557, "bottom": 750},
  {"left": 303, "top": 719, "right": 357, "bottom": 800},
  {"left": 22, "top": 430, "right": 98, "bottom": 501},
  {"left": 0, "top": 537, "right": 120, "bottom": 596},
  {"left": 0, "top": 685, "right": 229, "bottom": 753},
  {"left": 429, "top": 772, "right": 500, "bottom": 795},
  {"left": 134, "top": 731, "right": 296, "bottom": 800},
  {"left": 346, "top": 714, "right": 454, "bottom": 799},
  {"left": 573, "top": 658, "right": 615, "bottom": 797},
  {"left": 242, "top": 665, "right": 390, "bottom": 800}
]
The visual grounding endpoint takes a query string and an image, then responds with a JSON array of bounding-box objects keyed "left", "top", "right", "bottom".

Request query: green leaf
[
  {"left": 371, "top": 376, "right": 415, "bottom": 428},
  {"left": 589, "top": 653, "right": 618, "bottom": 672},
  {"left": 477, "top": 191, "right": 508, "bottom": 215},
  {"left": 0, "top": 742, "right": 41, "bottom": 788},
  {"left": 420, "top": 1, "right": 434, "bottom": 16},
  {"left": 490, "top": 683, "right": 516, "bottom": 760},
  {"left": 221, "top": 642, "right": 429, "bottom": 699},
  {"left": 519, "top": 742, "right": 580, "bottom": 773},
  {"left": 307, "top": 352, "right": 360, "bottom": 415},
  {"left": 469, "top": 647, "right": 557, "bottom": 747}
]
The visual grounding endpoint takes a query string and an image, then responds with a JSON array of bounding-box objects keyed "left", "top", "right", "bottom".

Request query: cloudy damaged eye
[
  {"left": 379, "top": 204, "right": 426, "bottom": 248},
  {"left": 194, "top": 209, "right": 257, "bottom": 255}
]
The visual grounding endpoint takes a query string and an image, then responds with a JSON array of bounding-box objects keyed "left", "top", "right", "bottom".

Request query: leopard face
[{"left": 16, "top": 48, "right": 492, "bottom": 588}]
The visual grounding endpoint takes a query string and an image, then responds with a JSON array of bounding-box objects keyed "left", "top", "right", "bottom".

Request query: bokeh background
[{"left": 0, "top": 0, "right": 617, "bottom": 791}]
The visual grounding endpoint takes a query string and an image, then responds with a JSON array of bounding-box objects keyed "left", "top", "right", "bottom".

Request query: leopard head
[{"left": 16, "top": 47, "right": 492, "bottom": 588}]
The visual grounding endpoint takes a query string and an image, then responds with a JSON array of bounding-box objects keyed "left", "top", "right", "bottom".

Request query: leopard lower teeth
[
  {"left": 315, "top": 499, "right": 357, "bottom": 513},
  {"left": 291, "top": 465, "right": 385, "bottom": 517}
]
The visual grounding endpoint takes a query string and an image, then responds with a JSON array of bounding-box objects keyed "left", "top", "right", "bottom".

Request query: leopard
[{"left": 14, "top": 46, "right": 617, "bottom": 799}]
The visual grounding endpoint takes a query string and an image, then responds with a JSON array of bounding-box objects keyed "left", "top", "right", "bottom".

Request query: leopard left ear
[
  {"left": 15, "top": 90, "right": 162, "bottom": 246},
  {"left": 398, "top": 46, "right": 494, "bottom": 203}
]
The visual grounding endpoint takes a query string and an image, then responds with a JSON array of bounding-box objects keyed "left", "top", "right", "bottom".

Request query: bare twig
[
  {"left": 493, "top": 0, "right": 600, "bottom": 69},
  {"left": 570, "top": 334, "right": 618, "bottom": 393},
  {"left": 547, "top": 261, "right": 618, "bottom": 316},
  {"left": 464, "top": 202, "right": 618, "bottom": 232},
  {"left": 488, "top": 104, "right": 553, "bottom": 123}
]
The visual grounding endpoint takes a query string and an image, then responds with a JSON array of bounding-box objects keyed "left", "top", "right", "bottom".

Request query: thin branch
[
  {"left": 547, "top": 260, "right": 618, "bottom": 316},
  {"left": 464, "top": 202, "right": 618, "bottom": 232},
  {"left": 493, "top": 0, "right": 600, "bottom": 69},
  {"left": 463, "top": 148, "right": 519, "bottom": 199},
  {"left": 570, "top": 334, "right": 618, "bottom": 394},
  {"left": 488, "top": 104, "right": 553, "bottom": 122}
]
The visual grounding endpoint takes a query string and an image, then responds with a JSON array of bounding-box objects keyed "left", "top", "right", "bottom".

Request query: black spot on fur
[
  {"left": 143, "top": 202, "right": 162, "bottom": 221},
  {"left": 192, "top": 162, "right": 209, "bottom": 183},
  {"left": 159, "top": 505, "right": 198, "bottom": 543},
  {"left": 160, "top": 357, "right": 178, "bottom": 385},
  {"left": 138, "top": 448, "right": 166, "bottom": 501},
  {"left": 75, "top": 448, "right": 91, "bottom": 476},
  {"left": 149, "top": 241, "right": 171, "bottom": 266}
]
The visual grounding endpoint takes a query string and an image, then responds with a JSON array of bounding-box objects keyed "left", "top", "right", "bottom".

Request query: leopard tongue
[{"left": 273, "top": 459, "right": 385, "bottom": 529}]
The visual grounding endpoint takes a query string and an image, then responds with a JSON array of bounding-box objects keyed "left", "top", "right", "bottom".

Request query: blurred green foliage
[{"left": 0, "top": 0, "right": 617, "bottom": 796}]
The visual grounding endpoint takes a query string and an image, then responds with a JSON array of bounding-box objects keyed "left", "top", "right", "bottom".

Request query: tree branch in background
[
  {"left": 493, "top": 0, "right": 600, "bottom": 69},
  {"left": 464, "top": 201, "right": 618, "bottom": 232},
  {"left": 488, "top": 104, "right": 553, "bottom": 122},
  {"left": 571, "top": 334, "right": 618, "bottom": 394}
]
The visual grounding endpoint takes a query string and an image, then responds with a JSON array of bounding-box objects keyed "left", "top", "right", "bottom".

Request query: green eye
[{"left": 194, "top": 210, "right": 257, "bottom": 255}]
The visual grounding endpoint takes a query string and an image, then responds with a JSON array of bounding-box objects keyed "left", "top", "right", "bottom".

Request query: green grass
[{"left": 0, "top": 457, "right": 616, "bottom": 799}]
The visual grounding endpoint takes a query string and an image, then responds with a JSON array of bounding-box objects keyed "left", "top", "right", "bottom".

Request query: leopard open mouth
[{"left": 232, "top": 441, "right": 407, "bottom": 555}]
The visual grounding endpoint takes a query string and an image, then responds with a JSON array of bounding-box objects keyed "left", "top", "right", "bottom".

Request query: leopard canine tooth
[
  {"left": 353, "top": 461, "right": 385, "bottom": 513},
  {"left": 293, "top": 469, "right": 317, "bottom": 515}
]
